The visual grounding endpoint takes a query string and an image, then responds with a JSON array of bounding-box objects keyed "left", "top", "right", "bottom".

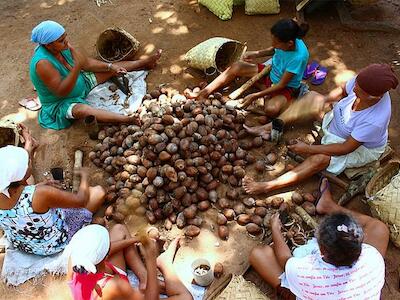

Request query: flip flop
[
  {"left": 303, "top": 61, "right": 320, "bottom": 80},
  {"left": 311, "top": 66, "right": 328, "bottom": 85},
  {"left": 314, "top": 176, "right": 330, "bottom": 207},
  {"left": 19, "top": 97, "right": 41, "bottom": 111}
]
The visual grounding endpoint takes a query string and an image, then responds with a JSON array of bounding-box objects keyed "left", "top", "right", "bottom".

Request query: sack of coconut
[
  {"left": 366, "top": 161, "right": 400, "bottom": 247},
  {"left": 0, "top": 119, "right": 20, "bottom": 147},
  {"left": 245, "top": 0, "right": 280, "bottom": 15},
  {"left": 184, "top": 37, "right": 247, "bottom": 73},
  {"left": 198, "top": 0, "right": 234, "bottom": 20}
]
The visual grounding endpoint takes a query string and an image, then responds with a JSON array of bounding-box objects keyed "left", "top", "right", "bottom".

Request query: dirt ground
[{"left": 0, "top": 0, "right": 400, "bottom": 299}]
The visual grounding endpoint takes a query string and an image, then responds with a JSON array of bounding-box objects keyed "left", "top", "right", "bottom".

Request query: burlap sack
[
  {"left": 366, "top": 161, "right": 400, "bottom": 247},
  {"left": 245, "top": 0, "right": 280, "bottom": 15},
  {"left": 185, "top": 37, "right": 246, "bottom": 72},
  {"left": 199, "top": 0, "right": 234, "bottom": 20},
  {"left": 205, "top": 274, "right": 270, "bottom": 300},
  {"left": 96, "top": 27, "right": 140, "bottom": 63}
]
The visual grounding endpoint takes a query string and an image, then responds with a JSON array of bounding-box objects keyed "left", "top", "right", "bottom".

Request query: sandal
[
  {"left": 314, "top": 176, "right": 330, "bottom": 207},
  {"left": 19, "top": 97, "right": 41, "bottom": 111},
  {"left": 303, "top": 61, "right": 320, "bottom": 80},
  {"left": 311, "top": 66, "right": 328, "bottom": 85}
]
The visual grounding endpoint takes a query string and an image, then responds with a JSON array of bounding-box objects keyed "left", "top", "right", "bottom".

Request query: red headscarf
[{"left": 356, "top": 64, "right": 399, "bottom": 96}]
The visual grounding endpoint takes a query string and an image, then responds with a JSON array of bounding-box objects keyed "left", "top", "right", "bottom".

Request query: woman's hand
[
  {"left": 239, "top": 93, "right": 257, "bottom": 109},
  {"left": 287, "top": 140, "right": 311, "bottom": 155},
  {"left": 270, "top": 213, "right": 282, "bottom": 232},
  {"left": 111, "top": 64, "right": 127, "bottom": 75},
  {"left": 142, "top": 238, "right": 159, "bottom": 260},
  {"left": 68, "top": 44, "right": 86, "bottom": 69}
]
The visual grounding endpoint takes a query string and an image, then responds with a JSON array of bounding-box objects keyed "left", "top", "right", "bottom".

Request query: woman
[
  {"left": 29, "top": 20, "right": 162, "bottom": 130},
  {"left": 243, "top": 63, "right": 399, "bottom": 195},
  {"left": 0, "top": 138, "right": 105, "bottom": 255},
  {"left": 249, "top": 178, "right": 389, "bottom": 299},
  {"left": 67, "top": 224, "right": 192, "bottom": 300},
  {"left": 187, "top": 19, "right": 309, "bottom": 118}
]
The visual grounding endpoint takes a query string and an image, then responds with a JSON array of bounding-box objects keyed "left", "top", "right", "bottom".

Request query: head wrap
[
  {"left": 31, "top": 20, "right": 65, "bottom": 45},
  {"left": 356, "top": 64, "right": 399, "bottom": 96},
  {"left": 68, "top": 225, "right": 110, "bottom": 274},
  {"left": 0, "top": 146, "right": 29, "bottom": 197}
]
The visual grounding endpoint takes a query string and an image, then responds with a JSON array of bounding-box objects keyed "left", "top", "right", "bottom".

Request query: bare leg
[
  {"left": 185, "top": 61, "right": 258, "bottom": 100},
  {"left": 243, "top": 154, "right": 330, "bottom": 195},
  {"left": 316, "top": 178, "right": 390, "bottom": 257},
  {"left": 71, "top": 104, "right": 140, "bottom": 125},
  {"left": 263, "top": 95, "right": 288, "bottom": 118},
  {"left": 249, "top": 245, "right": 283, "bottom": 288},
  {"left": 107, "top": 224, "right": 148, "bottom": 289},
  {"left": 156, "top": 237, "right": 192, "bottom": 300},
  {"left": 244, "top": 91, "right": 326, "bottom": 138},
  {"left": 85, "top": 186, "right": 106, "bottom": 213},
  {"left": 94, "top": 49, "right": 163, "bottom": 84}
]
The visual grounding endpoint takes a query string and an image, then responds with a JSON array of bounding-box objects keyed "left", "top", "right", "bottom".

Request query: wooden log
[
  {"left": 72, "top": 150, "right": 83, "bottom": 193},
  {"left": 228, "top": 64, "right": 271, "bottom": 100},
  {"left": 294, "top": 205, "right": 318, "bottom": 229}
]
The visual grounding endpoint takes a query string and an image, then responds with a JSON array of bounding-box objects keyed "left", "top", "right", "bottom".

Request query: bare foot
[
  {"left": 243, "top": 124, "right": 271, "bottom": 140},
  {"left": 156, "top": 237, "right": 180, "bottom": 270},
  {"left": 243, "top": 176, "right": 270, "bottom": 195},
  {"left": 316, "top": 178, "right": 337, "bottom": 215},
  {"left": 146, "top": 49, "right": 163, "bottom": 69}
]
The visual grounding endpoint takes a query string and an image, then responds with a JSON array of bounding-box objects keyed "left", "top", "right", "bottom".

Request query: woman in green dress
[{"left": 30, "top": 20, "right": 162, "bottom": 130}]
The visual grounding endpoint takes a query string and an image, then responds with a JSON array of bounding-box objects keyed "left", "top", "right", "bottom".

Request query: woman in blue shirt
[{"left": 186, "top": 19, "right": 309, "bottom": 118}]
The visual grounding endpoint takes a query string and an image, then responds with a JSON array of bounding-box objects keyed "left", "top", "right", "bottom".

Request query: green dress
[{"left": 29, "top": 46, "right": 96, "bottom": 130}]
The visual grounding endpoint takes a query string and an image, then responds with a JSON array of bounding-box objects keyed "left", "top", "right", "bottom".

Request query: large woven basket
[
  {"left": 96, "top": 27, "right": 140, "bottom": 63},
  {"left": 245, "top": 0, "right": 280, "bottom": 15},
  {"left": 0, "top": 119, "right": 20, "bottom": 147},
  {"left": 204, "top": 274, "right": 270, "bottom": 300},
  {"left": 366, "top": 160, "right": 400, "bottom": 247},
  {"left": 185, "top": 37, "right": 247, "bottom": 73}
]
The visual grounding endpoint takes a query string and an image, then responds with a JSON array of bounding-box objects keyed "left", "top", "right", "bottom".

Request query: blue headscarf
[{"left": 31, "top": 20, "right": 65, "bottom": 45}]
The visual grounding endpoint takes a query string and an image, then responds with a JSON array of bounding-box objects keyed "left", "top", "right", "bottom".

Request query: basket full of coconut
[{"left": 96, "top": 27, "right": 140, "bottom": 63}]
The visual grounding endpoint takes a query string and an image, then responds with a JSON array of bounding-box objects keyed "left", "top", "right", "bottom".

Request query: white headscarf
[
  {"left": 0, "top": 146, "right": 29, "bottom": 197},
  {"left": 69, "top": 224, "right": 110, "bottom": 274}
]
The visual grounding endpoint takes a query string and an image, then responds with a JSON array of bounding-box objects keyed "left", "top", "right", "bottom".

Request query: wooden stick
[
  {"left": 228, "top": 64, "right": 271, "bottom": 100},
  {"left": 294, "top": 205, "right": 318, "bottom": 229},
  {"left": 72, "top": 150, "right": 83, "bottom": 193}
]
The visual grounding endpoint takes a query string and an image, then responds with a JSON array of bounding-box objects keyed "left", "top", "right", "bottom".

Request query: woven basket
[
  {"left": 199, "top": 0, "right": 234, "bottom": 20},
  {"left": 0, "top": 119, "right": 20, "bottom": 147},
  {"left": 204, "top": 274, "right": 270, "bottom": 300},
  {"left": 366, "top": 160, "right": 400, "bottom": 247},
  {"left": 185, "top": 37, "right": 247, "bottom": 73},
  {"left": 233, "top": 0, "right": 245, "bottom": 5},
  {"left": 348, "top": 0, "right": 378, "bottom": 6},
  {"left": 96, "top": 27, "right": 140, "bottom": 63},
  {"left": 245, "top": 0, "right": 280, "bottom": 15}
]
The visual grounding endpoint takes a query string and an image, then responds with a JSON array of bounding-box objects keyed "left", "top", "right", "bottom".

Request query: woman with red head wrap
[{"left": 243, "top": 64, "right": 398, "bottom": 195}]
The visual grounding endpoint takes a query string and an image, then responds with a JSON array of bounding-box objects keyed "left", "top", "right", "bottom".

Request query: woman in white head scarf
[
  {"left": 29, "top": 20, "right": 162, "bottom": 130},
  {"left": 0, "top": 125, "right": 106, "bottom": 256},
  {"left": 67, "top": 224, "right": 192, "bottom": 300}
]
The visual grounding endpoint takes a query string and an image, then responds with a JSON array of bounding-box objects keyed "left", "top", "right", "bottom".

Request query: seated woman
[
  {"left": 0, "top": 130, "right": 105, "bottom": 255},
  {"left": 67, "top": 224, "right": 193, "bottom": 300},
  {"left": 249, "top": 178, "right": 389, "bottom": 299},
  {"left": 30, "top": 20, "right": 162, "bottom": 130},
  {"left": 243, "top": 64, "right": 399, "bottom": 195},
  {"left": 186, "top": 19, "right": 309, "bottom": 118}
]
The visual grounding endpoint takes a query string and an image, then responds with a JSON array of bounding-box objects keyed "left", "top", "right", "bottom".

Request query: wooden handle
[
  {"left": 228, "top": 64, "right": 271, "bottom": 100},
  {"left": 72, "top": 150, "right": 83, "bottom": 193}
]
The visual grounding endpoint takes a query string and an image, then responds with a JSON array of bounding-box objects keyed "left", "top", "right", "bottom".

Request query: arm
[
  {"left": 324, "top": 83, "right": 347, "bottom": 104},
  {"left": 36, "top": 60, "right": 82, "bottom": 97},
  {"left": 142, "top": 240, "right": 159, "bottom": 300},
  {"left": 288, "top": 136, "right": 361, "bottom": 157},
  {"left": 32, "top": 170, "right": 90, "bottom": 212},
  {"left": 271, "top": 214, "right": 292, "bottom": 268},
  {"left": 243, "top": 47, "right": 275, "bottom": 61},
  {"left": 108, "top": 238, "right": 139, "bottom": 256}
]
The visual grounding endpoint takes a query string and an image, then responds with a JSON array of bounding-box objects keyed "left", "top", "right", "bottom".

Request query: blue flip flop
[
  {"left": 303, "top": 61, "right": 320, "bottom": 80},
  {"left": 314, "top": 176, "right": 330, "bottom": 207},
  {"left": 311, "top": 66, "right": 328, "bottom": 85}
]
